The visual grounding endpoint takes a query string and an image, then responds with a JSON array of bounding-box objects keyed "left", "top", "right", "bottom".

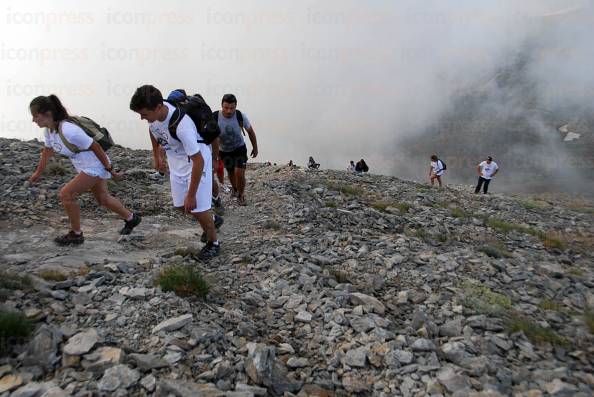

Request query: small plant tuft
[
  {"left": 0, "top": 310, "right": 33, "bottom": 355},
  {"left": 539, "top": 299, "right": 563, "bottom": 312},
  {"left": 505, "top": 315, "right": 569, "bottom": 347},
  {"left": 45, "top": 162, "right": 67, "bottom": 176},
  {"left": 584, "top": 308, "right": 594, "bottom": 334},
  {"left": 325, "top": 200, "right": 337, "bottom": 208},
  {"left": 38, "top": 269, "right": 68, "bottom": 282},
  {"left": 329, "top": 269, "right": 351, "bottom": 284},
  {"left": 0, "top": 271, "right": 32, "bottom": 290},
  {"left": 156, "top": 266, "right": 210, "bottom": 299},
  {"left": 450, "top": 207, "right": 466, "bottom": 218},
  {"left": 263, "top": 220, "right": 282, "bottom": 230},
  {"left": 478, "top": 244, "right": 512, "bottom": 259}
]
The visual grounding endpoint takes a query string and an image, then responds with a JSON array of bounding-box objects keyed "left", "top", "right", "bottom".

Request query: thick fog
[{"left": 1, "top": 0, "right": 592, "bottom": 186}]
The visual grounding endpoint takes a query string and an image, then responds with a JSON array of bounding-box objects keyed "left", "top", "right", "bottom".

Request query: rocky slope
[{"left": 1, "top": 137, "right": 593, "bottom": 397}]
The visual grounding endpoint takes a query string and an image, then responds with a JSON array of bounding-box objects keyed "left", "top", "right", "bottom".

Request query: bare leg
[
  {"left": 59, "top": 172, "right": 103, "bottom": 232},
  {"left": 91, "top": 179, "right": 132, "bottom": 219},
  {"left": 212, "top": 171, "right": 220, "bottom": 197},
  {"left": 192, "top": 210, "right": 217, "bottom": 242},
  {"left": 235, "top": 167, "right": 246, "bottom": 198}
]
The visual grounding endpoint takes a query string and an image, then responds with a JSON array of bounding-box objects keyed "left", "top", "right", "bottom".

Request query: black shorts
[{"left": 220, "top": 144, "right": 248, "bottom": 173}]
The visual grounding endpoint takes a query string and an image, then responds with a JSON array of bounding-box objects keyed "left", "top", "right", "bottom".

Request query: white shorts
[
  {"left": 79, "top": 167, "right": 111, "bottom": 179},
  {"left": 170, "top": 171, "right": 212, "bottom": 213}
]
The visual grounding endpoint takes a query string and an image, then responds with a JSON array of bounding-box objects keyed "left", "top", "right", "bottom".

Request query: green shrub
[
  {"left": 38, "top": 269, "right": 68, "bottom": 282},
  {"left": 539, "top": 299, "right": 563, "bottom": 312},
  {"left": 506, "top": 315, "right": 569, "bottom": 347},
  {"left": 584, "top": 308, "right": 594, "bottom": 334},
  {"left": 263, "top": 220, "right": 281, "bottom": 230},
  {"left": 45, "top": 162, "right": 67, "bottom": 176},
  {"left": 450, "top": 207, "right": 466, "bottom": 218},
  {"left": 0, "top": 311, "right": 33, "bottom": 355},
  {"left": 478, "top": 245, "right": 512, "bottom": 258},
  {"left": 155, "top": 266, "right": 209, "bottom": 299},
  {"left": 325, "top": 200, "right": 337, "bottom": 208},
  {"left": 329, "top": 269, "right": 351, "bottom": 284},
  {"left": 0, "top": 271, "right": 32, "bottom": 290},
  {"left": 461, "top": 281, "right": 512, "bottom": 315}
]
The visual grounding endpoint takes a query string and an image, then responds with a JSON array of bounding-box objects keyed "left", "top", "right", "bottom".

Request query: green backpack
[{"left": 58, "top": 116, "right": 114, "bottom": 153}]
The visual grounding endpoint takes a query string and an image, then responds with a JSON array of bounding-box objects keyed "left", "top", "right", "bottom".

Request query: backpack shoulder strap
[
  {"left": 168, "top": 106, "right": 183, "bottom": 142},
  {"left": 213, "top": 110, "right": 219, "bottom": 120},
  {"left": 236, "top": 110, "right": 245, "bottom": 135},
  {"left": 57, "top": 121, "right": 82, "bottom": 154}
]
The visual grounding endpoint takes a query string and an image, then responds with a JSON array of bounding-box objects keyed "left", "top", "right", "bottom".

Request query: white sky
[{"left": 0, "top": 0, "right": 588, "bottom": 173}]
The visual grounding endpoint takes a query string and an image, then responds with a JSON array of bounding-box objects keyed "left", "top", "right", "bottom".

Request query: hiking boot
[
  {"left": 120, "top": 213, "right": 142, "bottom": 235},
  {"left": 213, "top": 196, "right": 224, "bottom": 216},
  {"left": 55, "top": 231, "right": 84, "bottom": 246},
  {"left": 201, "top": 214, "right": 224, "bottom": 243},
  {"left": 197, "top": 242, "right": 220, "bottom": 260}
]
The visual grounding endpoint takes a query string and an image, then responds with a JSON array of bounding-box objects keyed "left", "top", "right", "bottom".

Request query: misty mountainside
[
  {"left": 395, "top": 47, "right": 594, "bottom": 196},
  {"left": 1, "top": 137, "right": 594, "bottom": 396}
]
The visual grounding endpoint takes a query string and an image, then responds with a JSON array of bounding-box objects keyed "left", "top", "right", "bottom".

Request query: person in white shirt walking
[
  {"left": 475, "top": 156, "right": 499, "bottom": 194},
  {"left": 429, "top": 154, "right": 445, "bottom": 187},
  {"left": 129, "top": 85, "right": 220, "bottom": 260},
  {"left": 29, "top": 95, "right": 141, "bottom": 245}
]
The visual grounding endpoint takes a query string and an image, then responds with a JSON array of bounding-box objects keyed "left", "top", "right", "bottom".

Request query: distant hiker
[
  {"left": 347, "top": 160, "right": 356, "bottom": 172},
  {"left": 475, "top": 156, "right": 499, "bottom": 194},
  {"left": 288, "top": 160, "right": 294, "bottom": 167},
  {"left": 130, "top": 85, "right": 220, "bottom": 260},
  {"left": 429, "top": 154, "right": 445, "bottom": 187},
  {"left": 213, "top": 94, "right": 258, "bottom": 206},
  {"left": 29, "top": 95, "right": 141, "bottom": 245},
  {"left": 355, "top": 159, "right": 369, "bottom": 173},
  {"left": 308, "top": 156, "right": 320, "bottom": 169}
]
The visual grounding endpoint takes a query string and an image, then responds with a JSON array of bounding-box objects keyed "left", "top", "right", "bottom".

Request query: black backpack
[
  {"left": 212, "top": 110, "right": 245, "bottom": 136},
  {"left": 166, "top": 90, "right": 220, "bottom": 144},
  {"left": 439, "top": 159, "right": 447, "bottom": 171}
]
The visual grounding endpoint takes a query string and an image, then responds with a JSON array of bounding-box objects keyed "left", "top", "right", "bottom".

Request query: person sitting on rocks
[
  {"left": 355, "top": 159, "right": 369, "bottom": 173},
  {"left": 130, "top": 85, "right": 220, "bottom": 260},
  {"left": 308, "top": 156, "right": 320, "bottom": 169},
  {"left": 29, "top": 95, "right": 141, "bottom": 245},
  {"left": 429, "top": 154, "right": 445, "bottom": 187},
  {"left": 347, "top": 160, "right": 356, "bottom": 172}
]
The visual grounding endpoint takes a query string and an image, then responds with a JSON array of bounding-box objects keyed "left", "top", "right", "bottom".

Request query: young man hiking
[
  {"left": 213, "top": 94, "right": 258, "bottom": 206},
  {"left": 130, "top": 85, "right": 220, "bottom": 259},
  {"left": 475, "top": 156, "right": 499, "bottom": 194}
]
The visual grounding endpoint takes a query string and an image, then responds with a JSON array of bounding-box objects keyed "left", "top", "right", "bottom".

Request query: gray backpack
[{"left": 58, "top": 116, "right": 114, "bottom": 153}]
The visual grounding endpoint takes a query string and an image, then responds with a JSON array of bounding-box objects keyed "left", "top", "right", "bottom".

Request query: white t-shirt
[
  {"left": 478, "top": 160, "right": 499, "bottom": 179},
  {"left": 149, "top": 102, "right": 211, "bottom": 177},
  {"left": 431, "top": 160, "right": 445, "bottom": 176},
  {"left": 44, "top": 122, "right": 107, "bottom": 174}
]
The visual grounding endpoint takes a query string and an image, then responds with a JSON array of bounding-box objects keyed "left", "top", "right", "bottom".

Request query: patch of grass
[
  {"left": 450, "top": 207, "right": 467, "bottom": 218},
  {"left": 405, "top": 227, "right": 429, "bottom": 241},
  {"left": 0, "top": 311, "right": 33, "bottom": 355},
  {"left": 329, "top": 269, "right": 351, "bottom": 284},
  {"left": 462, "top": 281, "right": 512, "bottom": 315},
  {"left": 325, "top": 200, "right": 337, "bottom": 208},
  {"left": 539, "top": 299, "right": 563, "bottom": 312},
  {"left": 520, "top": 199, "right": 547, "bottom": 211},
  {"left": 45, "top": 162, "right": 67, "bottom": 176},
  {"left": 0, "top": 271, "right": 32, "bottom": 291},
  {"left": 263, "top": 220, "right": 282, "bottom": 230},
  {"left": 567, "top": 267, "right": 584, "bottom": 277},
  {"left": 371, "top": 200, "right": 410, "bottom": 214},
  {"left": 478, "top": 244, "right": 513, "bottom": 259},
  {"left": 38, "top": 269, "right": 68, "bottom": 282},
  {"left": 325, "top": 182, "right": 364, "bottom": 197},
  {"left": 485, "top": 218, "right": 565, "bottom": 250},
  {"left": 584, "top": 308, "right": 594, "bottom": 334},
  {"left": 505, "top": 315, "right": 569, "bottom": 347},
  {"left": 437, "top": 233, "right": 448, "bottom": 243},
  {"left": 155, "top": 266, "right": 210, "bottom": 299},
  {"left": 77, "top": 266, "right": 91, "bottom": 276}
]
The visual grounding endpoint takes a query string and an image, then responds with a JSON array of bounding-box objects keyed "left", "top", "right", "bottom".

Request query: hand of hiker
[
  {"left": 250, "top": 147, "right": 258, "bottom": 158},
  {"left": 184, "top": 194, "right": 196, "bottom": 213},
  {"left": 110, "top": 170, "right": 124, "bottom": 181}
]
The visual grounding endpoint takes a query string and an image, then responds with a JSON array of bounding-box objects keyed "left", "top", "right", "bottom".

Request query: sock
[
  {"left": 212, "top": 240, "right": 219, "bottom": 246},
  {"left": 126, "top": 213, "right": 134, "bottom": 221},
  {"left": 73, "top": 230, "right": 82, "bottom": 235},
  {"left": 159, "top": 171, "right": 165, "bottom": 176},
  {"left": 212, "top": 194, "right": 219, "bottom": 200}
]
